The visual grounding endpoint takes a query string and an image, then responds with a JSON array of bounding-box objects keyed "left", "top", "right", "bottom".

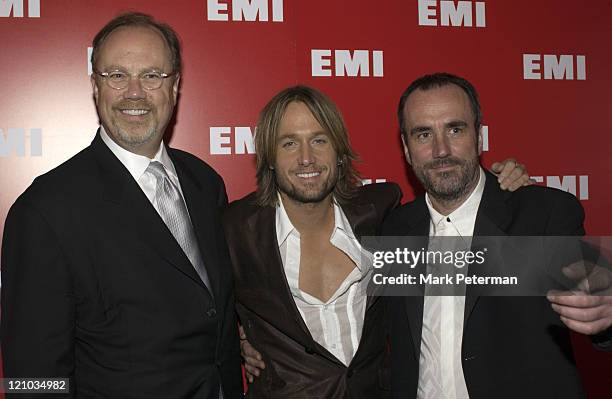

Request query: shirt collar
[
  {"left": 425, "top": 166, "right": 486, "bottom": 232},
  {"left": 275, "top": 194, "right": 356, "bottom": 246},
  {"left": 99, "top": 125, "right": 177, "bottom": 180}
]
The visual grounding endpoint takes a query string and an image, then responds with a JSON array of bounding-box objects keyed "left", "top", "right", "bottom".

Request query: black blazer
[
  {"left": 383, "top": 171, "right": 589, "bottom": 399},
  {"left": 1, "top": 133, "right": 242, "bottom": 398},
  {"left": 223, "top": 183, "right": 401, "bottom": 399}
]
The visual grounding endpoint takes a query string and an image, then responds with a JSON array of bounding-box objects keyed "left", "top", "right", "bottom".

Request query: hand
[
  {"left": 547, "top": 262, "right": 612, "bottom": 335},
  {"left": 239, "top": 325, "right": 265, "bottom": 383},
  {"left": 490, "top": 158, "right": 533, "bottom": 191}
]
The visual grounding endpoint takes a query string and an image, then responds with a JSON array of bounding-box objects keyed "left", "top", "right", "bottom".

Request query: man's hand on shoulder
[{"left": 490, "top": 158, "right": 534, "bottom": 191}]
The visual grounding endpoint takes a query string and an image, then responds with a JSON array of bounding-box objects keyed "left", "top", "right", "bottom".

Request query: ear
[
  {"left": 91, "top": 74, "right": 99, "bottom": 103},
  {"left": 401, "top": 134, "right": 412, "bottom": 165},
  {"left": 477, "top": 125, "right": 483, "bottom": 155},
  {"left": 172, "top": 74, "right": 181, "bottom": 104}
]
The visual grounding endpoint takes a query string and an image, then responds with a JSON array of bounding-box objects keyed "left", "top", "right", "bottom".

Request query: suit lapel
[
  {"left": 402, "top": 203, "right": 430, "bottom": 358},
  {"left": 464, "top": 172, "right": 511, "bottom": 324},
  {"left": 92, "top": 134, "right": 211, "bottom": 296},
  {"left": 248, "top": 206, "right": 344, "bottom": 366}
]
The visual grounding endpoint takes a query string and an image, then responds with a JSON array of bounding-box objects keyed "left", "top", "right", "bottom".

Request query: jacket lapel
[
  {"left": 464, "top": 171, "right": 511, "bottom": 325},
  {"left": 92, "top": 134, "right": 211, "bottom": 296},
  {"left": 247, "top": 206, "right": 344, "bottom": 366},
  {"left": 399, "top": 198, "right": 431, "bottom": 358}
]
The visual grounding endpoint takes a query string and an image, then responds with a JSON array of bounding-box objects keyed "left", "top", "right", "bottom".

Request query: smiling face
[
  {"left": 91, "top": 26, "right": 179, "bottom": 158},
  {"left": 274, "top": 101, "right": 338, "bottom": 205},
  {"left": 401, "top": 84, "right": 482, "bottom": 203}
]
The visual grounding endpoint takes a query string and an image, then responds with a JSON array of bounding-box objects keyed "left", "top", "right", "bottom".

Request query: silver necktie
[{"left": 146, "top": 161, "right": 212, "bottom": 292}]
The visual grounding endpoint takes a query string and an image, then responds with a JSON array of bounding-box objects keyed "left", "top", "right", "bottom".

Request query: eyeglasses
[{"left": 93, "top": 69, "right": 176, "bottom": 90}]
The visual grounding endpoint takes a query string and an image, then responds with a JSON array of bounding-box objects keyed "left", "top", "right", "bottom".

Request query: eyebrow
[
  {"left": 445, "top": 120, "right": 468, "bottom": 129},
  {"left": 276, "top": 131, "right": 328, "bottom": 141},
  {"left": 409, "top": 126, "right": 431, "bottom": 135},
  {"left": 99, "top": 65, "right": 165, "bottom": 73},
  {"left": 409, "top": 120, "right": 468, "bottom": 135}
]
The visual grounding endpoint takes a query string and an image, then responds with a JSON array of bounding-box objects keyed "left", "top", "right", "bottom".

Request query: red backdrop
[{"left": 1, "top": 0, "right": 610, "bottom": 396}]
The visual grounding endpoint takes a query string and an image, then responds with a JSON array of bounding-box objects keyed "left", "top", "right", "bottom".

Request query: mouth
[
  {"left": 296, "top": 171, "right": 322, "bottom": 179},
  {"left": 430, "top": 164, "right": 457, "bottom": 171},
  {"left": 427, "top": 160, "right": 461, "bottom": 172},
  {"left": 119, "top": 109, "right": 151, "bottom": 116}
]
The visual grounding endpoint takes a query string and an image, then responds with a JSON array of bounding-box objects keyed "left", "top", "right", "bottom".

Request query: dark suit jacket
[
  {"left": 223, "top": 183, "right": 401, "bottom": 399},
  {"left": 383, "top": 171, "right": 589, "bottom": 399},
  {"left": 1, "top": 133, "right": 242, "bottom": 398}
]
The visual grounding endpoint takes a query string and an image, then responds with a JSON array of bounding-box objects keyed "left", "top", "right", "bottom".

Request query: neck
[
  {"left": 280, "top": 193, "right": 335, "bottom": 235},
  {"left": 103, "top": 125, "right": 162, "bottom": 159},
  {"left": 428, "top": 196, "right": 467, "bottom": 216},
  {"left": 125, "top": 140, "right": 161, "bottom": 159}
]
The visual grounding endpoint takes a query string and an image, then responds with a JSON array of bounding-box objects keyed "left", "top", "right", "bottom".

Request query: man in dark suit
[
  {"left": 384, "top": 73, "right": 612, "bottom": 399},
  {"left": 223, "top": 86, "right": 530, "bottom": 398},
  {"left": 1, "top": 13, "right": 242, "bottom": 398},
  {"left": 223, "top": 86, "right": 401, "bottom": 398}
]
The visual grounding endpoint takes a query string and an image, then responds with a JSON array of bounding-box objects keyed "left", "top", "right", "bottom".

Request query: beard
[
  {"left": 111, "top": 100, "right": 159, "bottom": 147},
  {"left": 112, "top": 121, "right": 157, "bottom": 146},
  {"left": 414, "top": 155, "right": 480, "bottom": 202},
  {"left": 276, "top": 166, "right": 338, "bottom": 204}
]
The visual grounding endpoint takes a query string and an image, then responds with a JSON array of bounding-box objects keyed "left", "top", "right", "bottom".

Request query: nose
[
  {"left": 432, "top": 132, "right": 450, "bottom": 159},
  {"left": 123, "top": 76, "right": 146, "bottom": 100},
  {"left": 298, "top": 143, "right": 314, "bottom": 166}
]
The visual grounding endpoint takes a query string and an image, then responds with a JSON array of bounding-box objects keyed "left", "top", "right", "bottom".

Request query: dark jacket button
[
  {"left": 305, "top": 346, "right": 316, "bottom": 354},
  {"left": 206, "top": 308, "right": 217, "bottom": 317}
]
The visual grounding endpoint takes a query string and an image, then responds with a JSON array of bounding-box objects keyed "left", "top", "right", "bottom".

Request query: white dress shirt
[
  {"left": 276, "top": 196, "right": 371, "bottom": 365},
  {"left": 100, "top": 126, "right": 186, "bottom": 213},
  {"left": 418, "top": 167, "right": 486, "bottom": 399}
]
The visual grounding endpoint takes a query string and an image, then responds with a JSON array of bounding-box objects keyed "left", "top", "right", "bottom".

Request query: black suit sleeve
[
  {"left": 544, "top": 190, "right": 585, "bottom": 236},
  {"left": 545, "top": 191, "right": 612, "bottom": 349},
  {"left": 1, "top": 199, "right": 75, "bottom": 396}
]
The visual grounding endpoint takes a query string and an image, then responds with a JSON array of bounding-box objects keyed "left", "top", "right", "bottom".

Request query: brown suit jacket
[{"left": 223, "top": 183, "right": 401, "bottom": 398}]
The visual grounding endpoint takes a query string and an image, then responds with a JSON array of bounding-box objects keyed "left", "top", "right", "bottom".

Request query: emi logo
[
  {"left": 0, "top": 0, "right": 40, "bottom": 17},
  {"left": 362, "top": 179, "right": 387, "bottom": 185},
  {"left": 523, "top": 54, "right": 586, "bottom": 80},
  {"left": 207, "top": 0, "right": 283, "bottom": 22},
  {"left": 418, "top": 0, "right": 486, "bottom": 27},
  {"left": 210, "top": 127, "right": 255, "bottom": 155},
  {"left": 531, "top": 175, "right": 589, "bottom": 200},
  {"left": 311, "top": 50, "right": 384, "bottom": 78},
  {"left": 0, "top": 128, "right": 42, "bottom": 157}
]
